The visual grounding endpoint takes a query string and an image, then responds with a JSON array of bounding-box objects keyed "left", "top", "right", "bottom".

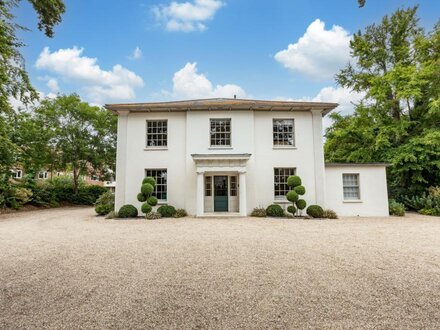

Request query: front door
[{"left": 214, "top": 176, "right": 228, "bottom": 212}]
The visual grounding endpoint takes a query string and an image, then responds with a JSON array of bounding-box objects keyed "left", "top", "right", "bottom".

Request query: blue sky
[{"left": 15, "top": 0, "right": 440, "bottom": 112}]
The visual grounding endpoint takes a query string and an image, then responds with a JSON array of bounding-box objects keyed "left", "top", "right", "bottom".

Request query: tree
[
  {"left": 33, "top": 95, "right": 117, "bottom": 193},
  {"left": 0, "top": 0, "right": 65, "bottom": 179},
  {"left": 326, "top": 7, "right": 440, "bottom": 198},
  {"left": 0, "top": 0, "right": 65, "bottom": 112}
]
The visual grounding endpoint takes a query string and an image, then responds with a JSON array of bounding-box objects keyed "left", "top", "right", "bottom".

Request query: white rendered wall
[
  {"left": 325, "top": 166, "right": 389, "bottom": 216},
  {"left": 114, "top": 110, "right": 327, "bottom": 215}
]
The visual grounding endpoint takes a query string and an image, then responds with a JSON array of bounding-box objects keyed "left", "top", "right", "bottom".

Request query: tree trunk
[{"left": 73, "top": 165, "right": 79, "bottom": 195}]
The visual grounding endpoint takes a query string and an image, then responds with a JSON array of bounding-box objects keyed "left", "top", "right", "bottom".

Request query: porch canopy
[{"left": 191, "top": 153, "right": 251, "bottom": 216}]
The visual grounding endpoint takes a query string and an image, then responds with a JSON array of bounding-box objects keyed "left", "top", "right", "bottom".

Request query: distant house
[{"left": 106, "top": 98, "right": 389, "bottom": 216}]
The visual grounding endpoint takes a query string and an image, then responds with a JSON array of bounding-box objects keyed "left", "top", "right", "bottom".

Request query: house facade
[{"left": 106, "top": 99, "right": 389, "bottom": 217}]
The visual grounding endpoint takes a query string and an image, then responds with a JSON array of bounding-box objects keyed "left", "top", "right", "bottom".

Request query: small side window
[{"left": 343, "top": 174, "right": 360, "bottom": 200}]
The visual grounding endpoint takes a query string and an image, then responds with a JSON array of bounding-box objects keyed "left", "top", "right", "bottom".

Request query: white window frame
[
  {"left": 38, "top": 171, "right": 48, "bottom": 180},
  {"left": 273, "top": 118, "right": 295, "bottom": 147},
  {"left": 210, "top": 118, "right": 231, "bottom": 147},
  {"left": 146, "top": 120, "right": 168, "bottom": 148},
  {"left": 12, "top": 169, "right": 23, "bottom": 179},
  {"left": 145, "top": 169, "right": 168, "bottom": 201},
  {"left": 274, "top": 167, "right": 296, "bottom": 200},
  {"left": 342, "top": 173, "right": 361, "bottom": 200}
]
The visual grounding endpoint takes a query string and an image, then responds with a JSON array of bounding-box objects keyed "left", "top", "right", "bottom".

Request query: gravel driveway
[{"left": 1, "top": 208, "right": 439, "bottom": 329}]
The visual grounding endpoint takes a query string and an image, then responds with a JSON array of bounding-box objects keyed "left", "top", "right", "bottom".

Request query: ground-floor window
[
  {"left": 38, "top": 171, "right": 48, "bottom": 180},
  {"left": 12, "top": 169, "right": 22, "bottom": 179},
  {"left": 343, "top": 173, "right": 360, "bottom": 200},
  {"left": 274, "top": 167, "right": 295, "bottom": 199},
  {"left": 145, "top": 169, "right": 167, "bottom": 201}
]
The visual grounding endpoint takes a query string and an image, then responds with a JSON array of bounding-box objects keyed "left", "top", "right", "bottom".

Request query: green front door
[{"left": 214, "top": 176, "right": 228, "bottom": 212}]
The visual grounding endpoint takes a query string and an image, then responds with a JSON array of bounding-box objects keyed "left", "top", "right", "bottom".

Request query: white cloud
[
  {"left": 171, "top": 62, "right": 246, "bottom": 99},
  {"left": 275, "top": 86, "right": 365, "bottom": 130},
  {"left": 35, "top": 47, "right": 144, "bottom": 103},
  {"left": 46, "top": 78, "right": 60, "bottom": 93},
  {"left": 128, "top": 47, "right": 143, "bottom": 60},
  {"left": 274, "top": 19, "right": 351, "bottom": 80},
  {"left": 153, "top": 0, "right": 224, "bottom": 32}
]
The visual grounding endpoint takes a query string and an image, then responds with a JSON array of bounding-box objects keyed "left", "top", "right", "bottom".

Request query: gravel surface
[{"left": 1, "top": 208, "right": 440, "bottom": 329}]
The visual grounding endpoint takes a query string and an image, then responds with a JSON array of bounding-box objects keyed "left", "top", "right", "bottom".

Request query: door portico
[{"left": 192, "top": 154, "right": 251, "bottom": 216}]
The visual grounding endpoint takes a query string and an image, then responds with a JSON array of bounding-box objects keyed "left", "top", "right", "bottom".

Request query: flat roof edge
[{"left": 325, "top": 163, "right": 391, "bottom": 167}]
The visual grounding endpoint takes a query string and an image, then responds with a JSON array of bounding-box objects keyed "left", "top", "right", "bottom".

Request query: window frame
[
  {"left": 342, "top": 173, "right": 361, "bottom": 201},
  {"left": 146, "top": 119, "right": 168, "bottom": 149},
  {"left": 273, "top": 167, "right": 296, "bottom": 200},
  {"left": 38, "top": 171, "right": 48, "bottom": 180},
  {"left": 273, "top": 118, "right": 295, "bottom": 147},
  {"left": 205, "top": 176, "right": 212, "bottom": 197},
  {"left": 12, "top": 169, "right": 22, "bottom": 179},
  {"left": 145, "top": 169, "right": 168, "bottom": 201},
  {"left": 210, "top": 118, "right": 232, "bottom": 147}
]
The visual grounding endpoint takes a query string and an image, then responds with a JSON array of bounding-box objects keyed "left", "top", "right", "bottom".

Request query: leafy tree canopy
[{"left": 326, "top": 7, "right": 440, "bottom": 199}]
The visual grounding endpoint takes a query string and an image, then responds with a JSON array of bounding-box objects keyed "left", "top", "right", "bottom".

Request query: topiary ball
[
  {"left": 141, "top": 183, "right": 154, "bottom": 196},
  {"left": 157, "top": 205, "right": 177, "bottom": 217},
  {"left": 287, "top": 175, "right": 301, "bottom": 187},
  {"left": 306, "top": 205, "right": 324, "bottom": 218},
  {"left": 137, "top": 193, "right": 147, "bottom": 202},
  {"left": 286, "top": 190, "right": 299, "bottom": 202},
  {"left": 296, "top": 199, "right": 307, "bottom": 210},
  {"left": 147, "top": 196, "right": 158, "bottom": 206},
  {"left": 142, "top": 177, "right": 156, "bottom": 187},
  {"left": 265, "top": 204, "right": 284, "bottom": 217},
  {"left": 294, "top": 185, "right": 305, "bottom": 195},
  {"left": 118, "top": 204, "right": 138, "bottom": 218},
  {"left": 287, "top": 205, "right": 296, "bottom": 215},
  {"left": 141, "top": 202, "right": 152, "bottom": 214}
]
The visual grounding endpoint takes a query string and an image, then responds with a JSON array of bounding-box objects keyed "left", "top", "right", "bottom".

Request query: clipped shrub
[
  {"left": 389, "top": 199, "right": 405, "bottom": 216},
  {"left": 294, "top": 185, "right": 305, "bottom": 195},
  {"left": 286, "top": 190, "right": 299, "bottom": 202},
  {"left": 94, "top": 191, "right": 114, "bottom": 215},
  {"left": 323, "top": 209, "right": 338, "bottom": 219},
  {"left": 287, "top": 175, "right": 301, "bottom": 187},
  {"left": 137, "top": 193, "right": 147, "bottom": 202},
  {"left": 141, "top": 183, "right": 154, "bottom": 196},
  {"left": 296, "top": 199, "right": 307, "bottom": 210},
  {"left": 157, "top": 205, "right": 176, "bottom": 217},
  {"left": 306, "top": 205, "right": 324, "bottom": 218},
  {"left": 266, "top": 204, "right": 284, "bottom": 217},
  {"left": 141, "top": 202, "right": 152, "bottom": 214},
  {"left": 147, "top": 196, "right": 158, "bottom": 206},
  {"left": 251, "top": 207, "right": 267, "bottom": 217},
  {"left": 118, "top": 204, "right": 138, "bottom": 218},
  {"left": 287, "top": 205, "right": 296, "bottom": 215},
  {"left": 146, "top": 211, "right": 162, "bottom": 220},
  {"left": 174, "top": 209, "right": 188, "bottom": 218},
  {"left": 142, "top": 177, "right": 156, "bottom": 186}
]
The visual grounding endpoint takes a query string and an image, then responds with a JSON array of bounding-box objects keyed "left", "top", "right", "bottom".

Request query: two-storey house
[{"left": 106, "top": 99, "right": 389, "bottom": 217}]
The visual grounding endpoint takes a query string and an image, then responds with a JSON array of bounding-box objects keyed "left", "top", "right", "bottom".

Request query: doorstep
[{"left": 198, "top": 212, "right": 244, "bottom": 218}]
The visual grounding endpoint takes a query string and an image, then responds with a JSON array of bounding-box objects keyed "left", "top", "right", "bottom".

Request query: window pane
[
  {"left": 273, "top": 119, "right": 294, "bottom": 146},
  {"left": 210, "top": 119, "right": 231, "bottom": 146},
  {"left": 146, "top": 120, "right": 168, "bottom": 147},
  {"left": 342, "top": 174, "right": 360, "bottom": 200},
  {"left": 146, "top": 169, "right": 167, "bottom": 200},
  {"left": 274, "top": 168, "right": 296, "bottom": 198}
]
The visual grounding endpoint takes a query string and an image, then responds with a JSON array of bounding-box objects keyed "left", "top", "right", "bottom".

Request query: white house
[{"left": 106, "top": 98, "right": 389, "bottom": 217}]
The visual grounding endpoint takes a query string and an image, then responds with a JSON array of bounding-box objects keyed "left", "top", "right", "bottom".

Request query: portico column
[
  {"left": 196, "top": 171, "right": 204, "bottom": 217},
  {"left": 239, "top": 171, "right": 247, "bottom": 216}
]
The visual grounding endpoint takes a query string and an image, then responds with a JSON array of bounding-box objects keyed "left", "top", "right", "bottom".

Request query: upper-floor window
[
  {"left": 274, "top": 167, "right": 296, "bottom": 199},
  {"left": 145, "top": 169, "right": 167, "bottom": 201},
  {"left": 12, "top": 169, "right": 22, "bottom": 179},
  {"left": 273, "top": 119, "right": 294, "bottom": 146},
  {"left": 210, "top": 119, "right": 231, "bottom": 147},
  {"left": 343, "top": 173, "right": 360, "bottom": 200},
  {"left": 146, "top": 120, "right": 167, "bottom": 147}
]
